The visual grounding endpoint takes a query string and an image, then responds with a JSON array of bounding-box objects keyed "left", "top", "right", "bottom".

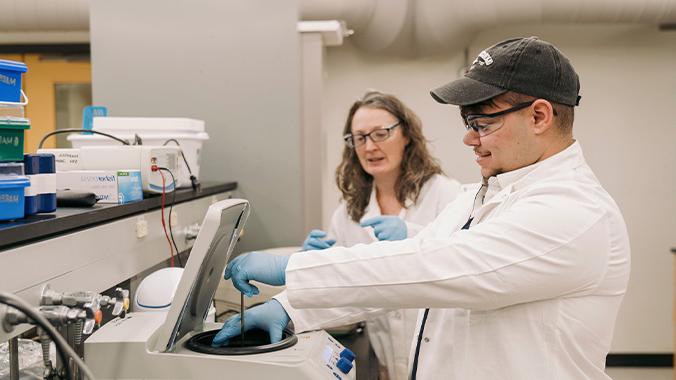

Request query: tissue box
[{"left": 56, "top": 170, "right": 143, "bottom": 204}]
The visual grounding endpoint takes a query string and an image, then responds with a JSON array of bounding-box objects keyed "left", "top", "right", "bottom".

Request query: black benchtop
[{"left": 0, "top": 181, "right": 237, "bottom": 251}]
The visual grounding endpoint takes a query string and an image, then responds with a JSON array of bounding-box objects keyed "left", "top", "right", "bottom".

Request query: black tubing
[{"left": 185, "top": 328, "right": 297, "bottom": 355}]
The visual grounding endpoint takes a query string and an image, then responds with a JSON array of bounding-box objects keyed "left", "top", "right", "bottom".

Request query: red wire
[{"left": 159, "top": 170, "right": 175, "bottom": 267}]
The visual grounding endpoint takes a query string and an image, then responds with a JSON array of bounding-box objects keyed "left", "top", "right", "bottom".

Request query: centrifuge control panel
[{"left": 316, "top": 335, "right": 356, "bottom": 379}]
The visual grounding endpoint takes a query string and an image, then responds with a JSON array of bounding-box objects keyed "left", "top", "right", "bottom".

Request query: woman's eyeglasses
[{"left": 344, "top": 122, "right": 401, "bottom": 149}]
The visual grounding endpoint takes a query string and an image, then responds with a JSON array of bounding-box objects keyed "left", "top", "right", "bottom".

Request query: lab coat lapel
[
  {"left": 359, "top": 187, "right": 381, "bottom": 242},
  {"left": 471, "top": 186, "right": 510, "bottom": 225},
  {"left": 360, "top": 187, "right": 381, "bottom": 222}
]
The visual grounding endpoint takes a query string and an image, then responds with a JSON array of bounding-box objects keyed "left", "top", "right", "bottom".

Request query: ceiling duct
[
  {"left": 0, "top": 0, "right": 89, "bottom": 44},
  {"left": 0, "top": 0, "right": 89, "bottom": 31},
  {"left": 0, "top": 0, "right": 675, "bottom": 53},
  {"left": 300, "top": 0, "right": 676, "bottom": 55}
]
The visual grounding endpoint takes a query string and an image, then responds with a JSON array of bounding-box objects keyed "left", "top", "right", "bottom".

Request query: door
[{"left": 0, "top": 53, "right": 91, "bottom": 153}]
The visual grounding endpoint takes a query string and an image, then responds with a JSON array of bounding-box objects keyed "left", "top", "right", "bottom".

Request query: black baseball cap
[{"left": 431, "top": 37, "right": 581, "bottom": 107}]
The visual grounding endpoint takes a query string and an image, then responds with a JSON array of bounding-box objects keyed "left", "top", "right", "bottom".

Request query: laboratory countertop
[{"left": 0, "top": 181, "right": 237, "bottom": 251}]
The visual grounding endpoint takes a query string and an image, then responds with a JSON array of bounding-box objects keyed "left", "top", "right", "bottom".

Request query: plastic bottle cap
[
  {"left": 339, "top": 347, "right": 356, "bottom": 362},
  {"left": 336, "top": 357, "right": 353, "bottom": 374}
]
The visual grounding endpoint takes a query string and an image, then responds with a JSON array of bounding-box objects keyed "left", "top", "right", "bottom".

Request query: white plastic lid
[
  {"left": 0, "top": 162, "right": 25, "bottom": 176},
  {"left": 134, "top": 267, "right": 185, "bottom": 311},
  {"left": 0, "top": 117, "right": 29, "bottom": 125},
  {"left": 92, "top": 117, "right": 205, "bottom": 134},
  {"left": 67, "top": 132, "right": 209, "bottom": 143}
]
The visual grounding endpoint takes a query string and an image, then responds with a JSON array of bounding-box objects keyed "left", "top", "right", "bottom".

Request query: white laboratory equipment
[
  {"left": 69, "top": 117, "right": 208, "bottom": 188},
  {"left": 133, "top": 267, "right": 184, "bottom": 312},
  {"left": 84, "top": 199, "right": 357, "bottom": 379},
  {"left": 38, "top": 145, "right": 180, "bottom": 193},
  {"left": 134, "top": 267, "right": 216, "bottom": 322}
]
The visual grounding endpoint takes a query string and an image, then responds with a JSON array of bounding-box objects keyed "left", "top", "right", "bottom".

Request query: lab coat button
[
  {"left": 340, "top": 348, "right": 356, "bottom": 362},
  {"left": 424, "top": 337, "right": 430, "bottom": 343},
  {"left": 336, "top": 357, "right": 354, "bottom": 374}
]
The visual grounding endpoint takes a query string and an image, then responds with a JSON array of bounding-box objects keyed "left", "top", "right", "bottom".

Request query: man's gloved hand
[
  {"left": 302, "top": 229, "right": 336, "bottom": 251},
  {"left": 360, "top": 215, "right": 408, "bottom": 241},
  {"left": 224, "top": 252, "right": 290, "bottom": 297},
  {"left": 211, "top": 300, "right": 290, "bottom": 347}
]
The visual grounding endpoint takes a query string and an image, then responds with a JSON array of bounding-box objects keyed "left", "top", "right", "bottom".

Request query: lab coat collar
[
  {"left": 493, "top": 140, "right": 583, "bottom": 191},
  {"left": 471, "top": 141, "right": 585, "bottom": 227},
  {"left": 360, "top": 184, "right": 407, "bottom": 224}
]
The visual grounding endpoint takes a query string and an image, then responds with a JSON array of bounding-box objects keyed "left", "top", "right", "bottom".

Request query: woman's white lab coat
[
  {"left": 326, "top": 174, "right": 461, "bottom": 380},
  {"left": 276, "top": 142, "right": 631, "bottom": 379}
]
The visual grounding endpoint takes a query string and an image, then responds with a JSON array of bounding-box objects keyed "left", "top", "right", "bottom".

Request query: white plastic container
[
  {"left": 134, "top": 267, "right": 215, "bottom": 322},
  {"left": 68, "top": 117, "right": 208, "bottom": 188}
]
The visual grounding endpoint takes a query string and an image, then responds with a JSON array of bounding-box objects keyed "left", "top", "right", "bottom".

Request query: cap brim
[{"left": 430, "top": 76, "right": 507, "bottom": 106}]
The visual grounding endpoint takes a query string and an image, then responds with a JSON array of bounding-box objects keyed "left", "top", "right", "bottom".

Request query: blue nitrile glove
[
  {"left": 224, "top": 251, "right": 290, "bottom": 297},
  {"left": 211, "top": 299, "right": 290, "bottom": 347},
  {"left": 302, "top": 229, "right": 336, "bottom": 251},
  {"left": 360, "top": 215, "right": 408, "bottom": 241}
]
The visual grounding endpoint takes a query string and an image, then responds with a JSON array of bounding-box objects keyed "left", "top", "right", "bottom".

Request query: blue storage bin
[
  {"left": 0, "top": 59, "right": 27, "bottom": 103},
  {"left": 0, "top": 176, "right": 30, "bottom": 220},
  {"left": 24, "top": 154, "right": 57, "bottom": 215}
]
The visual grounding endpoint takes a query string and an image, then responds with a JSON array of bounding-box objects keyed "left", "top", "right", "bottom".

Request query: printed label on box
[{"left": 56, "top": 170, "right": 143, "bottom": 204}]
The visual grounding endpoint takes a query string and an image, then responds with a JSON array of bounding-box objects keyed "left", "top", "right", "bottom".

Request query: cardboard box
[{"left": 56, "top": 170, "right": 143, "bottom": 204}]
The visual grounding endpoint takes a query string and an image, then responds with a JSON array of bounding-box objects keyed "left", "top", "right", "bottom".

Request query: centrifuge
[{"left": 84, "top": 199, "right": 356, "bottom": 379}]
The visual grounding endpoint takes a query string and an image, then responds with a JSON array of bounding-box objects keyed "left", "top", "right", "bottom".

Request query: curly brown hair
[{"left": 336, "top": 91, "right": 444, "bottom": 222}]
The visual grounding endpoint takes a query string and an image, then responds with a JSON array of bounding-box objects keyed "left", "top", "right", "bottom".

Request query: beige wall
[{"left": 320, "top": 24, "right": 676, "bottom": 359}]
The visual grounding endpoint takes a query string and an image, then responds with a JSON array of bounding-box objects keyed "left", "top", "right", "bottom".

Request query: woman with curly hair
[{"left": 302, "top": 91, "right": 461, "bottom": 380}]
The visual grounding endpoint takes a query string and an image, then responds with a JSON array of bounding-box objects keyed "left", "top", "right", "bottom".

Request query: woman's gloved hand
[
  {"left": 224, "top": 252, "right": 290, "bottom": 297},
  {"left": 360, "top": 215, "right": 408, "bottom": 241},
  {"left": 211, "top": 300, "right": 290, "bottom": 347},
  {"left": 302, "top": 229, "right": 336, "bottom": 251}
]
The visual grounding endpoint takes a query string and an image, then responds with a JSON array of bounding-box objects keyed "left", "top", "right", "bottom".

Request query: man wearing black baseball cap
[
  {"left": 215, "top": 37, "right": 630, "bottom": 380},
  {"left": 431, "top": 36, "right": 583, "bottom": 179}
]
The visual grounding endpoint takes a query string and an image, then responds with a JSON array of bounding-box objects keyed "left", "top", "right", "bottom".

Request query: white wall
[
  {"left": 90, "top": 0, "right": 305, "bottom": 253},
  {"left": 320, "top": 24, "right": 676, "bottom": 359}
]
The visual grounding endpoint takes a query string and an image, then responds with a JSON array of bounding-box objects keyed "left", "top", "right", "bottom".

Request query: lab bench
[{"left": 0, "top": 181, "right": 236, "bottom": 342}]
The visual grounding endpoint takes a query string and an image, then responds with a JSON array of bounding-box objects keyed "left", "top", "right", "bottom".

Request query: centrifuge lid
[{"left": 150, "top": 199, "right": 250, "bottom": 353}]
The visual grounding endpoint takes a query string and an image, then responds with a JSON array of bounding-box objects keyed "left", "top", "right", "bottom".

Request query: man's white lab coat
[
  {"left": 275, "top": 142, "right": 630, "bottom": 379},
  {"left": 326, "top": 174, "right": 461, "bottom": 380}
]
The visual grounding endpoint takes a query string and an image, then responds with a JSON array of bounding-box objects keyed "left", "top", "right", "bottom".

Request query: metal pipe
[
  {"left": 9, "top": 336, "right": 19, "bottom": 380},
  {"left": 240, "top": 293, "right": 245, "bottom": 346}
]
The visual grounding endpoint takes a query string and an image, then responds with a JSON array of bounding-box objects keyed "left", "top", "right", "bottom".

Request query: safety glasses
[{"left": 463, "top": 100, "right": 535, "bottom": 137}]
